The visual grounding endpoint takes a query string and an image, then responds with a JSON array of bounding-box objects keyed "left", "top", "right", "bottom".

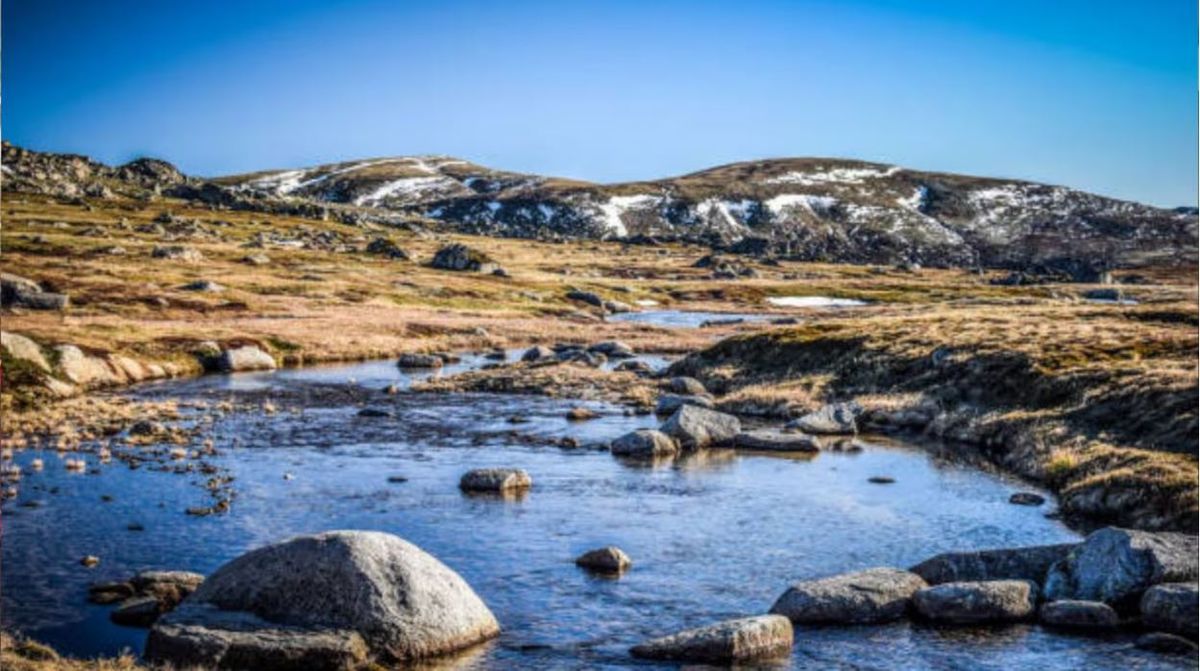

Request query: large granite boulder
[
  {"left": 55, "top": 345, "right": 118, "bottom": 386},
  {"left": 145, "top": 531, "right": 499, "bottom": 669},
  {"left": 1140, "top": 583, "right": 1199, "bottom": 637},
  {"left": 910, "top": 543, "right": 1077, "bottom": 586},
  {"left": 913, "top": 580, "right": 1037, "bottom": 624},
  {"left": 1042, "top": 528, "right": 1198, "bottom": 609},
  {"left": 218, "top": 346, "right": 277, "bottom": 373},
  {"left": 630, "top": 615, "right": 792, "bottom": 663},
  {"left": 660, "top": 405, "right": 741, "bottom": 449},
  {"left": 769, "top": 567, "right": 926, "bottom": 624},
  {"left": 0, "top": 331, "right": 49, "bottom": 372},
  {"left": 610, "top": 430, "right": 678, "bottom": 459}
]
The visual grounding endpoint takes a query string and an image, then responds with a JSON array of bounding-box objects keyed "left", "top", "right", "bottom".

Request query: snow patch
[
  {"left": 597, "top": 194, "right": 661, "bottom": 236},
  {"left": 766, "top": 296, "right": 867, "bottom": 308},
  {"left": 765, "top": 194, "right": 837, "bottom": 216},
  {"left": 353, "top": 175, "right": 456, "bottom": 206},
  {"left": 766, "top": 165, "right": 900, "bottom": 187}
]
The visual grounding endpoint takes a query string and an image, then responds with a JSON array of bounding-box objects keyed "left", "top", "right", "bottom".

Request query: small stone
[
  {"left": 387, "top": 476, "right": 409, "bottom": 484},
  {"left": 80, "top": 555, "right": 100, "bottom": 568},
  {"left": 575, "top": 546, "right": 632, "bottom": 574},
  {"left": 868, "top": 476, "right": 895, "bottom": 484},
  {"left": 770, "top": 567, "right": 927, "bottom": 624},
  {"left": 1009, "top": 492, "right": 1046, "bottom": 506},
  {"left": 357, "top": 407, "right": 392, "bottom": 418},
  {"left": 566, "top": 407, "right": 598, "bottom": 421},
  {"left": 459, "top": 468, "right": 532, "bottom": 493}
]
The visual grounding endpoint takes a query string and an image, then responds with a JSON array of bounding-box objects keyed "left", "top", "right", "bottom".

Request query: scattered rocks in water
[
  {"left": 910, "top": 543, "right": 1077, "bottom": 586},
  {"left": 734, "top": 429, "right": 820, "bottom": 452},
  {"left": 667, "top": 376, "right": 707, "bottom": 395},
  {"left": 521, "top": 345, "right": 555, "bottom": 362},
  {"left": 630, "top": 615, "right": 793, "bottom": 664},
  {"left": 587, "top": 340, "right": 634, "bottom": 358},
  {"left": 566, "top": 407, "right": 598, "bottom": 421},
  {"left": 660, "top": 405, "right": 741, "bottom": 449},
  {"left": 575, "top": 546, "right": 632, "bottom": 574},
  {"left": 654, "top": 394, "right": 714, "bottom": 415},
  {"left": 1140, "top": 582, "right": 1199, "bottom": 637},
  {"left": 1042, "top": 527, "right": 1198, "bottom": 608},
  {"left": 430, "top": 243, "right": 496, "bottom": 272},
  {"left": 610, "top": 429, "right": 679, "bottom": 459},
  {"left": 1009, "top": 492, "right": 1046, "bottom": 506},
  {"left": 913, "top": 580, "right": 1037, "bottom": 624},
  {"left": 145, "top": 531, "right": 500, "bottom": 667},
  {"left": 459, "top": 468, "right": 532, "bottom": 493},
  {"left": 868, "top": 476, "right": 895, "bottom": 484},
  {"left": 1136, "top": 632, "right": 1199, "bottom": 654},
  {"left": 770, "top": 567, "right": 927, "bottom": 624},
  {"left": 397, "top": 353, "right": 444, "bottom": 369},
  {"left": 787, "top": 402, "right": 861, "bottom": 434},
  {"left": 216, "top": 345, "right": 276, "bottom": 372},
  {"left": 1038, "top": 600, "right": 1119, "bottom": 630},
  {"left": 357, "top": 407, "right": 392, "bottom": 418}
]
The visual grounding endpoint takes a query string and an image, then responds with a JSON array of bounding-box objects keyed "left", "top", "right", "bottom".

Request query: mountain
[{"left": 4, "top": 141, "right": 1195, "bottom": 272}]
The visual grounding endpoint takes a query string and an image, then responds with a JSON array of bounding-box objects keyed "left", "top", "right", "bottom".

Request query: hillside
[{"left": 4, "top": 141, "right": 1195, "bottom": 272}]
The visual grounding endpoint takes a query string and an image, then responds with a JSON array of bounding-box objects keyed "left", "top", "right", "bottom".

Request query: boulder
[
  {"left": 1038, "top": 600, "right": 1119, "bottom": 629},
  {"left": 218, "top": 346, "right": 277, "bottom": 373},
  {"left": 55, "top": 345, "right": 118, "bottom": 386},
  {"left": 615, "top": 360, "right": 653, "bottom": 375},
  {"left": 565, "top": 290, "right": 603, "bottom": 307},
  {"left": 566, "top": 407, "right": 598, "bottom": 421},
  {"left": 630, "top": 615, "right": 792, "bottom": 663},
  {"left": 1140, "top": 583, "right": 1199, "bottom": 636},
  {"left": 151, "top": 245, "right": 205, "bottom": 262},
  {"left": 1136, "top": 632, "right": 1199, "bottom": 654},
  {"left": 459, "top": 468, "right": 532, "bottom": 493},
  {"left": 0, "top": 331, "right": 49, "bottom": 372},
  {"left": 0, "top": 272, "right": 68, "bottom": 310},
  {"left": 365, "top": 238, "right": 409, "bottom": 260},
  {"left": 654, "top": 394, "right": 714, "bottom": 415},
  {"left": 910, "top": 543, "right": 1077, "bottom": 586},
  {"left": 610, "top": 430, "right": 678, "bottom": 459},
  {"left": 603, "top": 299, "right": 632, "bottom": 314},
  {"left": 913, "top": 580, "right": 1037, "bottom": 624},
  {"left": 661, "top": 405, "right": 741, "bottom": 448},
  {"left": 667, "top": 376, "right": 707, "bottom": 395},
  {"left": 769, "top": 567, "right": 926, "bottom": 624},
  {"left": 787, "top": 402, "right": 861, "bottom": 434},
  {"left": 182, "top": 280, "right": 225, "bottom": 292},
  {"left": 734, "top": 429, "right": 820, "bottom": 452},
  {"left": 430, "top": 244, "right": 494, "bottom": 272},
  {"left": 145, "top": 531, "right": 500, "bottom": 668},
  {"left": 397, "top": 353, "right": 444, "bottom": 369},
  {"left": 575, "top": 547, "right": 632, "bottom": 574},
  {"left": 521, "top": 346, "right": 555, "bottom": 362},
  {"left": 587, "top": 340, "right": 634, "bottom": 358},
  {"left": 1042, "top": 527, "right": 1198, "bottom": 608}
]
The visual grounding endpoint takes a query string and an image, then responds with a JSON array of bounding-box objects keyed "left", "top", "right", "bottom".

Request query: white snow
[
  {"left": 537, "top": 203, "right": 556, "bottom": 219},
  {"left": 766, "top": 296, "right": 867, "bottom": 308},
  {"left": 635, "top": 299, "right": 660, "bottom": 307},
  {"left": 766, "top": 165, "right": 900, "bottom": 187},
  {"left": 899, "top": 185, "right": 929, "bottom": 212},
  {"left": 765, "top": 194, "right": 837, "bottom": 216},
  {"left": 597, "top": 194, "right": 661, "bottom": 236},
  {"left": 352, "top": 175, "right": 455, "bottom": 206},
  {"left": 695, "top": 198, "right": 755, "bottom": 228},
  {"left": 486, "top": 201, "right": 502, "bottom": 213}
]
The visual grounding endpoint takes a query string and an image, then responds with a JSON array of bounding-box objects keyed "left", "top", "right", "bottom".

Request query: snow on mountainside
[{"left": 3, "top": 141, "right": 1195, "bottom": 271}]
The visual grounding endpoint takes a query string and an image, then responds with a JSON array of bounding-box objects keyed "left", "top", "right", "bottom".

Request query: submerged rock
[
  {"left": 910, "top": 543, "right": 1077, "bottom": 586},
  {"left": 145, "top": 531, "right": 500, "bottom": 668},
  {"left": 1140, "top": 582, "right": 1199, "bottom": 636},
  {"left": 913, "top": 580, "right": 1037, "bottom": 624},
  {"left": 769, "top": 567, "right": 926, "bottom": 624},
  {"left": 1042, "top": 527, "right": 1198, "bottom": 608},
  {"left": 661, "top": 405, "right": 741, "bottom": 449},
  {"left": 630, "top": 615, "right": 793, "bottom": 663},
  {"left": 1038, "top": 600, "right": 1119, "bottom": 630},
  {"left": 734, "top": 429, "right": 820, "bottom": 452},
  {"left": 459, "top": 468, "right": 532, "bottom": 493},
  {"left": 1009, "top": 492, "right": 1047, "bottom": 506},
  {"left": 575, "top": 547, "right": 632, "bottom": 574},
  {"left": 610, "top": 429, "right": 679, "bottom": 459},
  {"left": 1136, "top": 632, "right": 1199, "bottom": 654}
]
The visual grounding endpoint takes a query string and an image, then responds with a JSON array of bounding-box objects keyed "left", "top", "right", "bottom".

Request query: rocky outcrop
[
  {"left": 630, "top": 615, "right": 793, "bottom": 663},
  {"left": 1140, "top": 583, "right": 1199, "bottom": 636},
  {"left": 1042, "top": 527, "right": 1198, "bottom": 609},
  {"left": 910, "top": 543, "right": 1077, "bottom": 586},
  {"left": 95, "top": 570, "right": 205, "bottom": 627},
  {"left": 769, "top": 567, "right": 927, "bottom": 624},
  {"left": 1038, "top": 600, "right": 1119, "bottom": 630},
  {"left": 145, "top": 531, "right": 499, "bottom": 668},
  {"left": 217, "top": 346, "right": 277, "bottom": 373},
  {"left": 459, "top": 468, "right": 532, "bottom": 493},
  {"left": 575, "top": 547, "right": 631, "bottom": 574},
  {"left": 610, "top": 429, "right": 678, "bottom": 459},
  {"left": 661, "top": 405, "right": 741, "bottom": 448},
  {"left": 913, "top": 580, "right": 1037, "bottom": 624}
]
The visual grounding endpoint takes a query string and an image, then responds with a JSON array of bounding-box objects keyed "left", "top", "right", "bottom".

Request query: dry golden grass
[{"left": 0, "top": 634, "right": 144, "bottom": 671}]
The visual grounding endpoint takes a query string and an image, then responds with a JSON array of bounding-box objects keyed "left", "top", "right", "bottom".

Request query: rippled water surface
[{"left": 1, "top": 359, "right": 1191, "bottom": 670}]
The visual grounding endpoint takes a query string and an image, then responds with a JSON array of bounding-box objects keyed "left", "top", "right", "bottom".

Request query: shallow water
[
  {"left": 606, "top": 310, "right": 771, "bottom": 328},
  {"left": 1, "top": 360, "right": 1191, "bottom": 670}
]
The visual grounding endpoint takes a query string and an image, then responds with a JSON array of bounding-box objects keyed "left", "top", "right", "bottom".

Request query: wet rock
[
  {"left": 1009, "top": 492, "right": 1046, "bottom": 506},
  {"left": 459, "top": 468, "right": 532, "bottom": 493},
  {"left": 910, "top": 543, "right": 1077, "bottom": 586},
  {"left": 88, "top": 581, "right": 135, "bottom": 604},
  {"left": 1140, "top": 583, "right": 1199, "bottom": 636},
  {"left": 111, "top": 596, "right": 162, "bottom": 626},
  {"left": 630, "top": 615, "right": 793, "bottom": 663},
  {"left": 129, "top": 420, "right": 166, "bottom": 436},
  {"left": 217, "top": 346, "right": 276, "bottom": 373},
  {"left": 151, "top": 245, "right": 204, "bottom": 262},
  {"left": 575, "top": 546, "right": 631, "bottom": 574},
  {"left": 1042, "top": 527, "right": 1198, "bottom": 608},
  {"left": 1038, "top": 600, "right": 1119, "bottom": 630},
  {"left": 0, "top": 272, "right": 68, "bottom": 310},
  {"left": 661, "top": 405, "right": 741, "bottom": 448},
  {"left": 654, "top": 394, "right": 714, "bottom": 415},
  {"left": 1135, "top": 632, "right": 1199, "bottom": 654},
  {"left": 1, "top": 331, "right": 49, "bottom": 372},
  {"left": 667, "top": 376, "right": 707, "bottom": 395},
  {"left": 146, "top": 531, "right": 499, "bottom": 667},
  {"left": 521, "top": 346, "right": 555, "bottom": 362},
  {"left": 610, "top": 429, "right": 679, "bottom": 459},
  {"left": 787, "top": 402, "right": 861, "bottom": 434},
  {"left": 483, "top": 349, "right": 507, "bottom": 361},
  {"left": 769, "top": 567, "right": 927, "bottom": 624},
  {"left": 588, "top": 340, "right": 634, "bottom": 358},
  {"left": 431, "top": 244, "right": 495, "bottom": 272},
  {"left": 566, "top": 290, "right": 603, "bottom": 307},
  {"left": 913, "top": 580, "right": 1037, "bottom": 624},
  {"left": 80, "top": 555, "right": 100, "bottom": 568},
  {"left": 397, "top": 353, "right": 444, "bottom": 369},
  {"left": 734, "top": 429, "right": 820, "bottom": 452}
]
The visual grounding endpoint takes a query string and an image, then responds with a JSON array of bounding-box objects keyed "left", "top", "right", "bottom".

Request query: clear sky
[{"left": 4, "top": 0, "right": 1196, "bottom": 206}]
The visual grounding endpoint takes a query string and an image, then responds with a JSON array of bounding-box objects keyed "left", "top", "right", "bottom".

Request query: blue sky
[{"left": 4, "top": 0, "right": 1196, "bottom": 205}]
